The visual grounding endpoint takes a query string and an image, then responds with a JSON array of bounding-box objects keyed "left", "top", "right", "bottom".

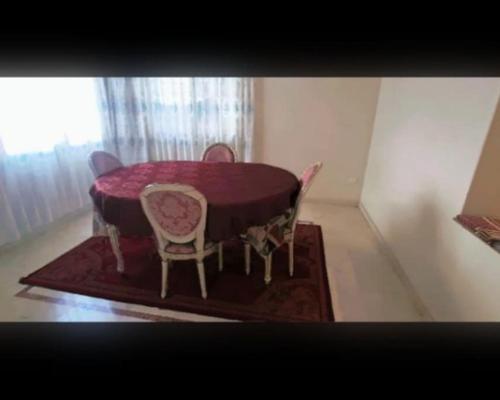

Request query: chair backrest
[
  {"left": 140, "top": 183, "right": 208, "bottom": 253},
  {"left": 201, "top": 142, "right": 237, "bottom": 163},
  {"left": 289, "top": 161, "right": 323, "bottom": 231},
  {"left": 88, "top": 151, "right": 123, "bottom": 178}
]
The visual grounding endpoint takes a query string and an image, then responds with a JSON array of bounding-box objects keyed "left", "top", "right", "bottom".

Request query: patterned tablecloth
[{"left": 89, "top": 161, "right": 300, "bottom": 241}]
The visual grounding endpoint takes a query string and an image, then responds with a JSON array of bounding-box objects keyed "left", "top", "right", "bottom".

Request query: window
[{"left": 0, "top": 78, "right": 103, "bottom": 155}]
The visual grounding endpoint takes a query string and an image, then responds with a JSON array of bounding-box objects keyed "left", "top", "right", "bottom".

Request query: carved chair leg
[
  {"left": 197, "top": 261, "right": 207, "bottom": 299},
  {"left": 264, "top": 253, "right": 272, "bottom": 285},
  {"left": 161, "top": 260, "right": 169, "bottom": 298},
  {"left": 106, "top": 224, "right": 124, "bottom": 273}
]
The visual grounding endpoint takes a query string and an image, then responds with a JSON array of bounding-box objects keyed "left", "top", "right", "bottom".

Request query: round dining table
[{"left": 89, "top": 160, "right": 300, "bottom": 272}]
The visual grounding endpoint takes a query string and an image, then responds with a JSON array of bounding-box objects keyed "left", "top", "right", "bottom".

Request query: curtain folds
[
  {"left": 96, "top": 77, "right": 254, "bottom": 164},
  {"left": 0, "top": 77, "right": 254, "bottom": 247},
  {"left": 0, "top": 78, "right": 103, "bottom": 247},
  {"left": 0, "top": 141, "right": 101, "bottom": 246}
]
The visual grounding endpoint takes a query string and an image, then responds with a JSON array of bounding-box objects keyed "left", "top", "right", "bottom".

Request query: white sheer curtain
[
  {"left": 97, "top": 78, "right": 254, "bottom": 164},
  {"left": 0, "top": 78, "right": 103, "bottom": 247},
  {"left": 0, "top": 77, "right": 255, "bottom": 247}
]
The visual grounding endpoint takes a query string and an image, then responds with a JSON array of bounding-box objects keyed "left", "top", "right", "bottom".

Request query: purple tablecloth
[{"left": 89, "top": 161, "right": 300, "bottom": 241}]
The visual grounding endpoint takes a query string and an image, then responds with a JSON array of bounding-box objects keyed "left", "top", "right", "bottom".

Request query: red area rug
[{"left": 19, "top": 224, "right": 334, "bottom": 322}]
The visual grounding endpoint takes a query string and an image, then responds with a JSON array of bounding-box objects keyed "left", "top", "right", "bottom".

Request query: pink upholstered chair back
[
  {"left": 140, "top": 183, "right": 208, "bottom": 252},
  {"left": 201, "top": 143, "right": 237, "bottom": 162},
  {"left": 299, "top": 162, "right": 323, "bottom": 194},
  {"left": 88, "top": 151, "right": 123, "bottom": 178},
  {"left": 290, "top": 161, "right": 323, "bottom": 229}
]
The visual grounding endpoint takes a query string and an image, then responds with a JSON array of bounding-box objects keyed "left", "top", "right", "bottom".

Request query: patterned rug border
[{"left": 18, "top": 224, "right": 334, "bottom": 322}]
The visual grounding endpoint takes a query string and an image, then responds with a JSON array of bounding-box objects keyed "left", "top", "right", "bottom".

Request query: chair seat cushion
[{"left": 164, "top": 241, "right": 216, "bottom": 255}]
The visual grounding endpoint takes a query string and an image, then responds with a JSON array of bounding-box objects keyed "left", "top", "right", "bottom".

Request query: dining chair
[
  {"left": 201, "top": 142, "right": 237, "bottom": 163},
  {"left": 140, "top": 183, "right": 223, "bottom": 299},
  {"left": 88, "top": 150, "right": 124, "bottom": 178},
  {"left": 88, "top": 151, "right": 124, "bottom": 238},
  {"left": 243, "top": 161, "right": 323, "bottom": 285}
]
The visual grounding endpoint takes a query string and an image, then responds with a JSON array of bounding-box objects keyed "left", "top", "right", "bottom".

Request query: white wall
[
  {"left": 254, "top": 78, "right": 381, "bottom": 205},
  {"left": 361, "top": 78, "right": 500, "bottom": 320},
  {"left": 463, "top": 99, "right": 500, "bottom": 217}
]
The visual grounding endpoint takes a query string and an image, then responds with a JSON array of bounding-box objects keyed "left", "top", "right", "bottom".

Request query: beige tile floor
[{"left": 0, "top": 202, "right": 428, "bottom": 322}]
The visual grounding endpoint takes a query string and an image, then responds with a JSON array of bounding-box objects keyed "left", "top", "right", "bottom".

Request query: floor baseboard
[
  {"left": 304, "top": 198, "right": 359, "bottom": 208},
  {"left": 359, "top": 202, "right": 434, "bottom": 321}
]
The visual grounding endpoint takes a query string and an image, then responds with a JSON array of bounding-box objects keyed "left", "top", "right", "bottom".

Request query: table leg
[{"left": 106, "top": 224, "right": 124, "bottom": 273}]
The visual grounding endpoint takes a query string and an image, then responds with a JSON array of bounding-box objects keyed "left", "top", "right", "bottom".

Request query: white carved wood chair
[
  {"left": 88, "top": 150, "right": 125, "bottom": 269},
  {"left": 201, "top": 142, "right": 237, "bottom": 163},
  {"left": 243, "top": 162, "right": 323, "bottom": 284},
  {"left": 88, "top": 150, "right": 123, "bottom": 178},
  {"left": 140, "top": 183, "right": 223, "bottom": 299}
]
